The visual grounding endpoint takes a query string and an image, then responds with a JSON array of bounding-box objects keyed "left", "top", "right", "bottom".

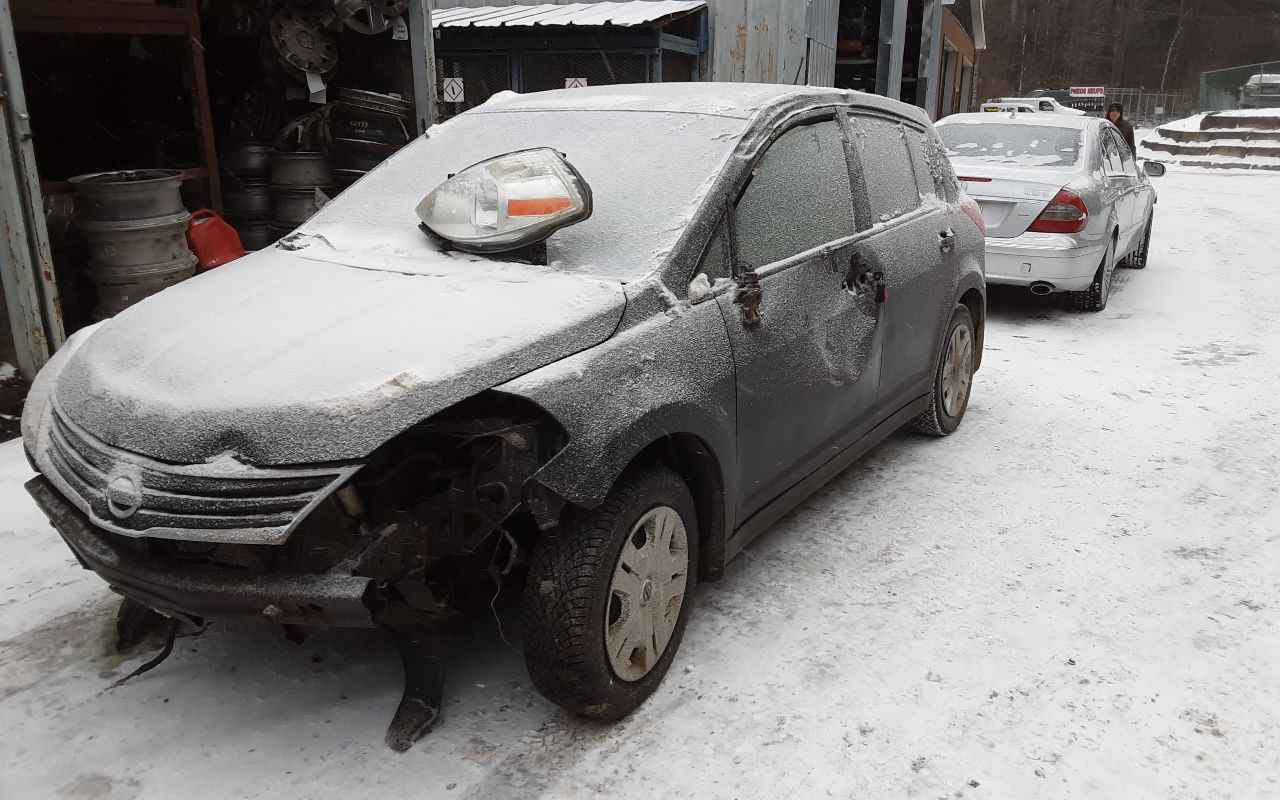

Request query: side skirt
[{"left": 724, "top": 394, "right": 931, "bottom": 563}]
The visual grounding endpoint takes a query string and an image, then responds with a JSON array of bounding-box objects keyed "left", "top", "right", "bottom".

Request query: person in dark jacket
[{"left": 1107, "top": 102, "right": 1137, "bottom": 155}]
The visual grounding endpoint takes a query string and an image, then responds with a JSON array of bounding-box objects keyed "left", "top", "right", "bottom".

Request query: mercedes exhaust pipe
[{"left": 1029, "top": 282, "right": 1055, "bottom": 296}]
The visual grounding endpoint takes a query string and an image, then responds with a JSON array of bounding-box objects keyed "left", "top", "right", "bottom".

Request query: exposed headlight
[{"left": 415, "top": 148, "right": 592, "bottom": 254}]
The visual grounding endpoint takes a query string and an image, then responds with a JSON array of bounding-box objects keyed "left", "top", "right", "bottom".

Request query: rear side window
[
  {"left": 734, "top": 120, "right": 855, "bottom": 268},
  {"left": 907, "top": 128, "right": 957, "bottom": 203},
  {"left": 849, "top": 115, "right": 921, "bottom": 223},
  {"left": 1102, "top": 131, "right": 1125, "bottom": 173}
]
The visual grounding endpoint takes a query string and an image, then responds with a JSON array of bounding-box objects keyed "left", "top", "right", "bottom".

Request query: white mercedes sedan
[{"left": 936, "top": 112, "right": 1164, "bottom": 311}]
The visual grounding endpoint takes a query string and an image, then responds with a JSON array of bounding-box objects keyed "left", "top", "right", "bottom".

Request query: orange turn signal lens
[{"left": 507, "top": 197, "right": 574, "bottom": 217}]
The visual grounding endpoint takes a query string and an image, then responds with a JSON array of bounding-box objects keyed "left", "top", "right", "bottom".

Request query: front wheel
[
  {"left": 522, "top": 465, "right": 698, "bottom": 720},
  {"left": 911, "top": 305, "right": 977, "bottom": 436}
]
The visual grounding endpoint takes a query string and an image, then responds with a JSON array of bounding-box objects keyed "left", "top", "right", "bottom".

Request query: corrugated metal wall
[
  {"left": 431, "top": 0, "right": 839, "bottom": 87},
  {"left": 804, "top": 0, "right": 838, "bottom": 87}
]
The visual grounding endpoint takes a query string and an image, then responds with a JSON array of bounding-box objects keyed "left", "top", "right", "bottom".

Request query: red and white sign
[{"left": 1070, "top": 86, "right": 1107, "bottom": 98}]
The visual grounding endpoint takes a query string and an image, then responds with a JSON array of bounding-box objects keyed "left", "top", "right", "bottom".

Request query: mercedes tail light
[
  {"left": 1028, "top": 188, "right": 1089, "bottom": 234},
  {"left": 416, "top": 148, "right": 592, "bottom": 253}
]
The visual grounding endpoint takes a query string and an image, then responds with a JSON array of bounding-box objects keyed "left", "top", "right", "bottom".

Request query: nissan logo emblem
[{"left": 106, "top": 474, "right": 144, "bottom": 520}]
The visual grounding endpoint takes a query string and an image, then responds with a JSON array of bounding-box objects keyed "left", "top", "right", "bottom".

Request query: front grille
[{"left": 43, "top": 403, "right": 357, "bottom": 544}]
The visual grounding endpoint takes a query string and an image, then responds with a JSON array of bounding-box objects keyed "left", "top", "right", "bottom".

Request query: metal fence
[
  {"left": 1104, "top": 88, "right": 1196, "bottom": 127},
  {"left": 1200, "top": 61, "right": 1280, "bottom": 112}
]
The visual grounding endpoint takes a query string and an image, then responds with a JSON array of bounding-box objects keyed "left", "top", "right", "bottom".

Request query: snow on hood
[{"left": 53, "top": 246, "right": 626, "bottom": 465}]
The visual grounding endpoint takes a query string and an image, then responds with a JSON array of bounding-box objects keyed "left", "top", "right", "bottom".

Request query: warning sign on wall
[
  {"left": 442, "top": 77, "right": 465, "bottom": 103},
  {"left": 564, "top": 77, "right": 589, "bottom": 89}
]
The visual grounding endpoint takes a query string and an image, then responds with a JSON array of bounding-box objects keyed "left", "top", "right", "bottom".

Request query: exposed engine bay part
[
  {"left": 27, "top": 394, "right": 569, "bottom": 747},
  {"left": 384, "top": 626, "right": 446, "bottom": 752}
]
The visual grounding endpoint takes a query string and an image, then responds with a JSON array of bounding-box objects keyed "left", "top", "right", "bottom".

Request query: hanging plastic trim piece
[{"left": 415, "top": 148, "right": 593, "bottom": 254}]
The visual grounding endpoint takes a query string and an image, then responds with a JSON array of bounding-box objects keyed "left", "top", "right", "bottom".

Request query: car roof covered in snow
[
  {"left": 938, "top": 112, "right": 1099, "bottom": 130},
  {"left": 473, "top": 82, "right": 932, "bottom": 125}
]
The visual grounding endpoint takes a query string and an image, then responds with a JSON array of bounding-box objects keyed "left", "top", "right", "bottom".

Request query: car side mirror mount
[{"left": 1143, "top": 161, "right": 1167, "bottom": 178}]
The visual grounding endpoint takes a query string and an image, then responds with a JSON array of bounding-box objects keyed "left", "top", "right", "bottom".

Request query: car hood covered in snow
[{"left": 51, "top": 245, "right": 626, "bottom": 465}]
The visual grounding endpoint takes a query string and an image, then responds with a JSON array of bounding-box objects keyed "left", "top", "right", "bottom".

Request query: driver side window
[
  {"left": 734, "top": 119, "right": 855, "bottom": 270},
  {"left": 1040, "top": 101, "right": 1054, "bottom": 112},
  {"left": 1118, "top": 136, "right": 1138, "bottom": 176},
  {"left": 1102, "top": 132, "right": 1125, "bottom": 174}
]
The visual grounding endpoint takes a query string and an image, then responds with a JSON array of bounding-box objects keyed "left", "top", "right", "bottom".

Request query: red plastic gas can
[{"left": 187, "top": 209, "right": 246, "bottom": 270}]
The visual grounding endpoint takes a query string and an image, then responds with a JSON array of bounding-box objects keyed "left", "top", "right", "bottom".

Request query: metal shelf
[{"left": 10, "top": 0, "right": 221, "bottom": 211}]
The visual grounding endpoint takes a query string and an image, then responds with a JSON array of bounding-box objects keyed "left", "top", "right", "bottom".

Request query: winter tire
[
  {"left": 1068, "top": 237, "right": 1116, "bottom": 313},
  {"left": 523, "top": 465, "right": 698, "bottom": 721},
  {"left": 911, "top": 304, "right": 976, "bottom": 437},
  {"left": 1123, "top": 215, "right": 1152, "bottom": 269}
]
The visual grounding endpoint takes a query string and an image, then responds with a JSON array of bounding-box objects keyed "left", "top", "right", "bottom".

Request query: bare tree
[{"left": 1159, "top": 0, "right": 1193, "bottom": 93}]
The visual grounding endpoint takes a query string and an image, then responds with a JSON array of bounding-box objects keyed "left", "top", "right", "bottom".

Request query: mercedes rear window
[{"left": 938, "top": 124, "right": 1084, "bottom": 168}]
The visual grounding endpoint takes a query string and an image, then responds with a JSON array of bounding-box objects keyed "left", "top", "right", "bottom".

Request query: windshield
[
  {"left": 302, "top": 108, "right": 748, "bottom": 279},
  {"left": 939, "top": 124, "right": 1084, "bottom": 168}
]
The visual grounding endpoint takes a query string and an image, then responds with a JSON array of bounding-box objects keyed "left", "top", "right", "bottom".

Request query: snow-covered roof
[
  {"left": 471, "top": 82, "right": 851, "bottom": 119},
  {"left": 938, "top": 112, "right": 1097, "bottom": 131},
  {"left": 432, "top": 2, "right": 706, "bottom": 28}
]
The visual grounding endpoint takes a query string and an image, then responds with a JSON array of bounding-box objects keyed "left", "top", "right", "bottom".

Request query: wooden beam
[
  {"left": 11, "top": 0, "right": 187, "bottom": 36},
  {"left": 184, "top": 0, "right": 220, "bottom": 212}
]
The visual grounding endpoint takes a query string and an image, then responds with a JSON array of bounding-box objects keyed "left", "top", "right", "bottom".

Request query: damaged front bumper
[{"left": 27, "top": 476, "right": 380, "bottom": 628}]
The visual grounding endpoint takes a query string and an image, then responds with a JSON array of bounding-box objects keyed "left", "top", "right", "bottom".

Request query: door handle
[
  {"left": 938, "top": 228, "right": 957, "bottom": 254},
  {"left": 843, "top": 253, "right": 887, "bottom": 303}
]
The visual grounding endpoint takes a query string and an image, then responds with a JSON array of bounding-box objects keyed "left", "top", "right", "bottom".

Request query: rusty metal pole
[
  {"left": 916, "top": 0, "right": 944, "bottom": 119},
  {"left": 408, "top": 0, "right": 438, "bottom": 135},
  {"left": 876, "top": 0, "right": 908, "bottom": 101},
  {"left": 0, "top": 0, "right": 62, "bottom": 378},
  {"left": 185, "top": 0, "right": 221, "bottom": 213}
]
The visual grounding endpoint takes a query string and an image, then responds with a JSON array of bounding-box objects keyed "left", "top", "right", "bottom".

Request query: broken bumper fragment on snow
[{"left": 26, "top": 477, "right": 381, "bottom": 627}]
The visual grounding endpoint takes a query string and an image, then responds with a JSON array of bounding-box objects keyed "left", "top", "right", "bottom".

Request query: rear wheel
[
  {"left": 522, "top": 465, "right": 697, "bottom": 720},
  {"left": 1069, "top": 238, "right": 1116, "bottom": 313},
  {"left": 911, "top": 305, "right": 976, "bottom": 436}
]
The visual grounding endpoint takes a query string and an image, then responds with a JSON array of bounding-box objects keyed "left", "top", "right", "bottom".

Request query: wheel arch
[
  {"left": 524, "top": 403, "right": 736, "bottom": 583},
  {"left": 620, "top": 433, "right": 729, "bottom": 582},
  {"left": 958, "top": 286, "right": 985, "bottom": 371}
]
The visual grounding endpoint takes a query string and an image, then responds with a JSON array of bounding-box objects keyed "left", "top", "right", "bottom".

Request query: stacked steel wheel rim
[
  {"left": 69, "top": 170, "right": 197, "bottom": 320},
  {"left": 270, "top": 151, "right": 333, "bottom": 239},
  {"left": 222, "top": 142, "right": 275, "bottom": 250}
]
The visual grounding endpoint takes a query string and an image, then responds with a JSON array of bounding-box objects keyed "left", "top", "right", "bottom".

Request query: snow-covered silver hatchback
[{"left": 23, "top": 84, "right": 984, "bottom": 741}]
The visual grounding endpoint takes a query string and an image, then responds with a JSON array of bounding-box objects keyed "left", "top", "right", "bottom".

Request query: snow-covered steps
[{"left": 1140, "top": 108, "right": 1280, "bottom": 170}]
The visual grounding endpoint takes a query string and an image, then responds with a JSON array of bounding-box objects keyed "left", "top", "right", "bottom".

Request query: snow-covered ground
[{"left": 4, "top": 168, "right": 1280, "bottom": 799}]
